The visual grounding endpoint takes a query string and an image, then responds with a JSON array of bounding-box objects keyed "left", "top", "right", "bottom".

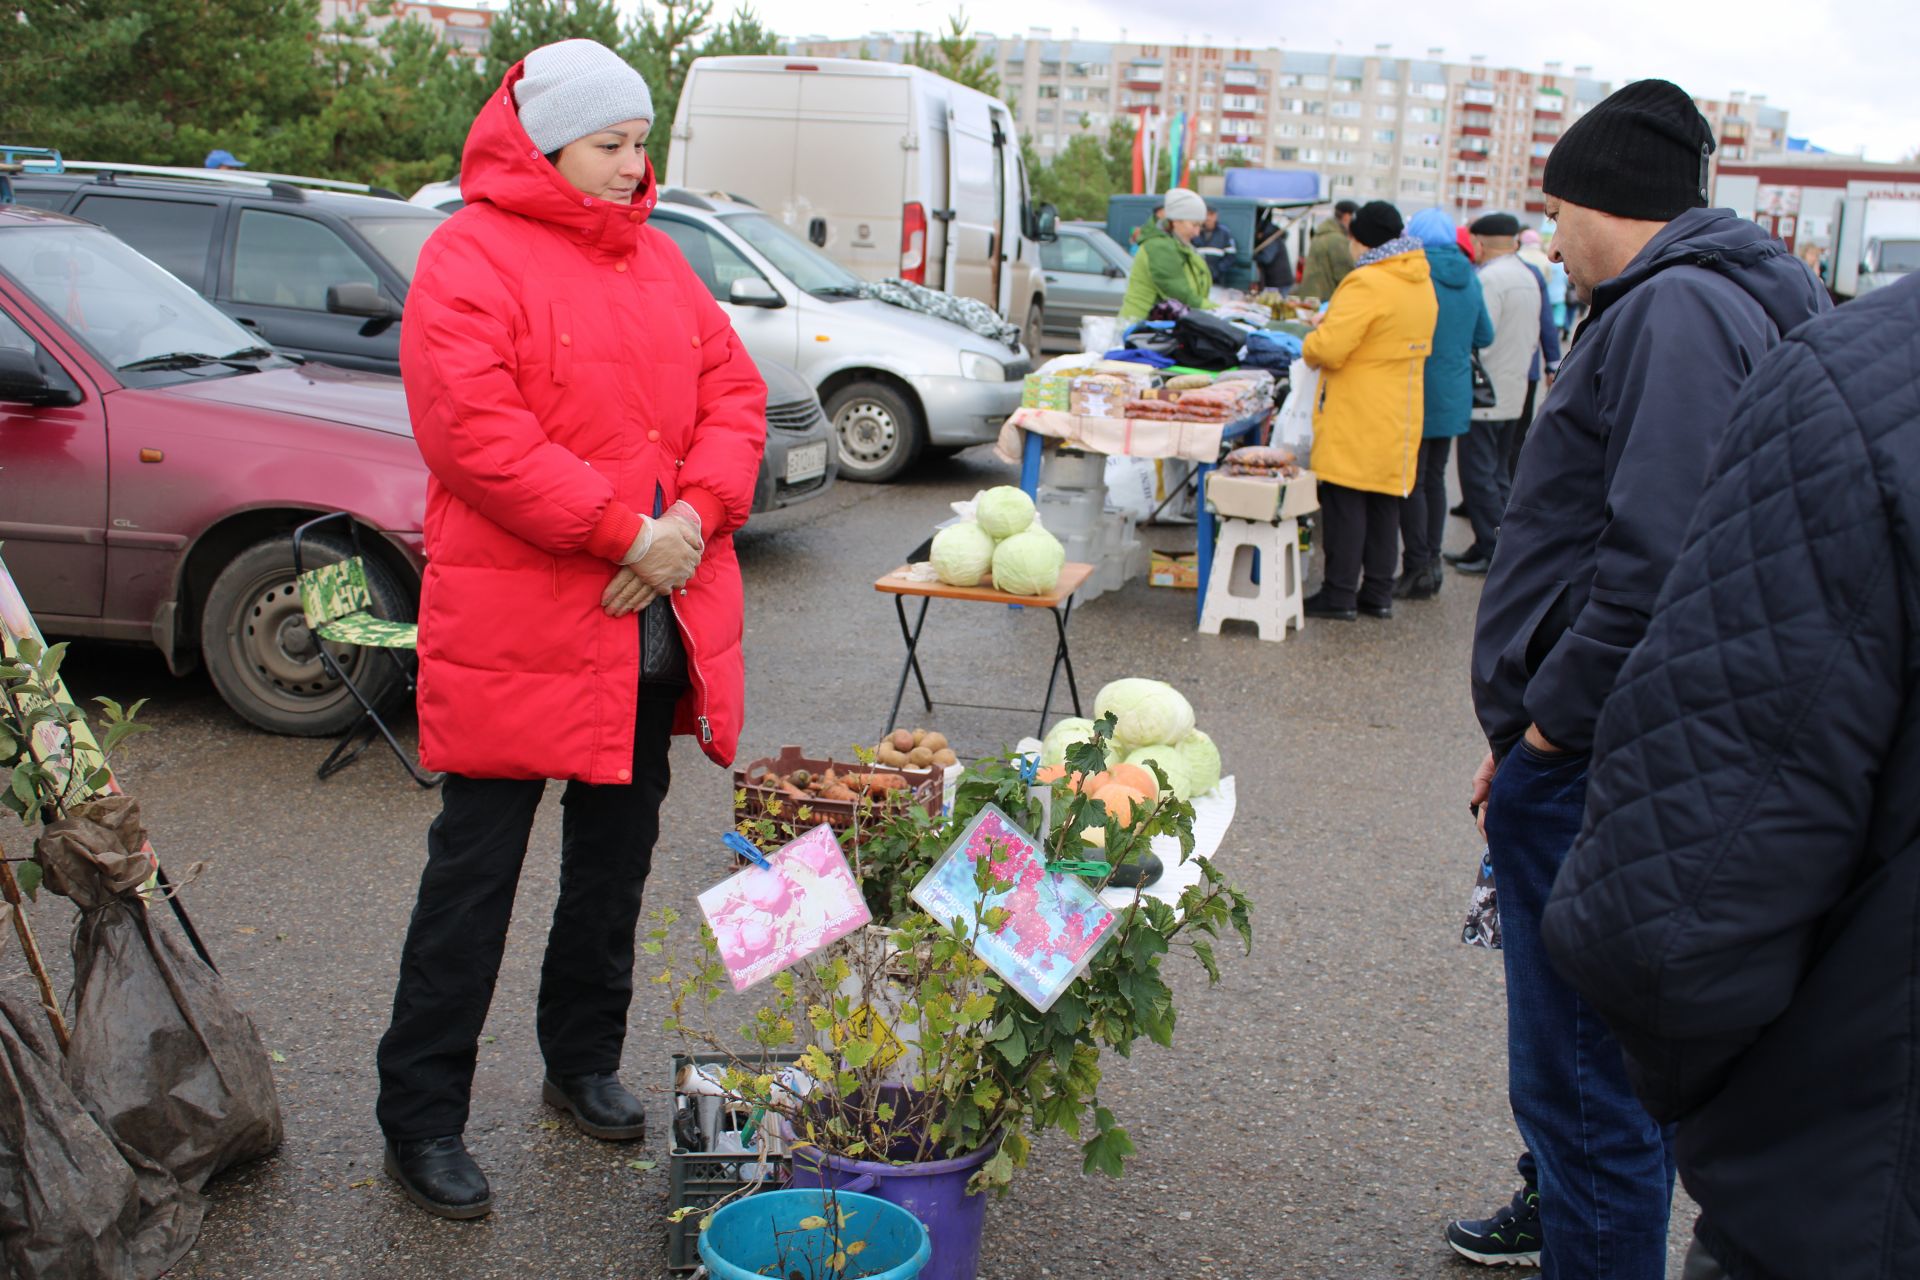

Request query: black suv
[{"left": 10, "top": 163, "right": 444, "bottom": 375}]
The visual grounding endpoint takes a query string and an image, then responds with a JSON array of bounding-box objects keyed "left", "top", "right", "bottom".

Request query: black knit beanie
[
  {"left": 1542, "top": 79, "right": 1714, "bottom": 220},
  {"left": 1349, "top": 201, "right": 1403, "bottom": 248}
]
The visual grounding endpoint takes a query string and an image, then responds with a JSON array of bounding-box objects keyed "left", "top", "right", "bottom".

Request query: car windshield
[
  {"left": 0, "top": 224, "right": 266, "bottom": 380},
  {"left": 1875, "top": 239, "right": 1920, "bottom": 273},
  {"left": 719, "top": 212, "right": 865, "bottom": 296},
  {"left": 349, "top": 214, "right": 443, "bottom": 281}
]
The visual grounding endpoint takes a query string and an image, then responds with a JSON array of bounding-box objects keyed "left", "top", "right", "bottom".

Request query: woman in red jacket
[{"left": 375, "top": 38, "right": 765, "bottom": 1220}]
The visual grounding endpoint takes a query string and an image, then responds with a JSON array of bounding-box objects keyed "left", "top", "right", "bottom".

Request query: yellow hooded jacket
[{"left": 1301, "top": 246, "right": 1438, "bottom": 497}]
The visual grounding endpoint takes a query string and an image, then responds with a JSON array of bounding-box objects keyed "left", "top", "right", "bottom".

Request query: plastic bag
[
  {"left": 1274, "top": 359, "right": 1318, "bottom": 455},
  {"left": 40, "top": 799, "right": 283, "bottom": 1192},
  {"left": 1079, "top": 314, "right": 1120, "bottom": 355},
  {"left": 1461, "top": 848, "right": 1501, "bottom": 950},
  {"left": 0, "top": 955, "right": 200, "bottom": 1279},
  {"left": 1104, "top": 456, "right": 1157, "bottom": 521}
]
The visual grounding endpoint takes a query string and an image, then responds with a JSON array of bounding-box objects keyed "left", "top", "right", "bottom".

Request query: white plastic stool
[{"left": 1198, "top": 517, "right": 1305, "bottom": 641}]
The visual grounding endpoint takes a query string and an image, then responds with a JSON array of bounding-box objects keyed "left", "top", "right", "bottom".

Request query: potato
[
  {"left": 932, "top": 748, "right": 958, "bottom": 768},
  {"left": 876, "top": 744, "right": 910, "bottom": 767},
  {"left": 907, "top": 746, "right": 935, "bottom": 768},
  {"left": 911, "top": 728, "right": 928, "bottom": 746},
  {"left": 890, "top": 729, "right": 915, "bottom": 753},
  {"left": 920, "top": 731, "right": 949, "bottom": 753}
]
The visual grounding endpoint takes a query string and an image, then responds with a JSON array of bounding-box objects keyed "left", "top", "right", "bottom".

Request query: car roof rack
[
  {"left": 0, "top": 145, "right": 64, "bottom": 205},
  {"left": 58, "top": 161, "right": 406, "bottom": 202}
]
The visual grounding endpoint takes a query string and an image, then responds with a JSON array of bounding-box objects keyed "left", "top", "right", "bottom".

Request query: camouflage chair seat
[{"left": 297, "top": 557, "right": 417, "bottom": 650}]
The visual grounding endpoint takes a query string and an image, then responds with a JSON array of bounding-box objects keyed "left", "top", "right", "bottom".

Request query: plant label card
[
  {"left": 910, "top": 804, "right": 1118, "bottom": 1013},
  {"left": 699, "top": 824, "right": 872, "bottom": 992}
]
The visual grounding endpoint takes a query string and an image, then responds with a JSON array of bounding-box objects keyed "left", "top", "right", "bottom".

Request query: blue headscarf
[{"left": 1407, "top": 207, "right": 1458, "bottom": 250}]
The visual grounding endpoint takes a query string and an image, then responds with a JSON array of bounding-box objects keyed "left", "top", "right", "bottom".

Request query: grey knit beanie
[{"left": 513, "top": 39, "right": 655, "bottom": 154}]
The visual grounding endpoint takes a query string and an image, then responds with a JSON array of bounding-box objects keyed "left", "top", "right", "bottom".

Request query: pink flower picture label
[{"left": 698, "top": 824, "right": 872, "bottom": 993}]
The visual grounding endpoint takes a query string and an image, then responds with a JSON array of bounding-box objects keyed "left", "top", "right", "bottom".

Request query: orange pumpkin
[
  {"left": 1036, "top": 764, "right": 1068, "bottom": 784},
  {"left": 1092, "top": 782, "right": 1150, "bottom": 826},
  {"left": 1107, "top": 763, "right": 1159, "bottom": 797},
  {"left": 1079, "top": 771, "right": 1113, "bottom": 796}
]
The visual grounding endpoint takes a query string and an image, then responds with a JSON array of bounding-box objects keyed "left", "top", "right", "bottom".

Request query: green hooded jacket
[
  {"left": 1300, "top": 217, "right": 1355, "bottom": 303},
  {"left": 1119, "top": 222, "right": 1214, "bottom": 321}
]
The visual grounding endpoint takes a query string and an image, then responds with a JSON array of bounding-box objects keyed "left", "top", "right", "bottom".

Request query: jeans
[
  {"left": 1316, "top": 480, "right": 1400, "bottom": 610},
  {"left": 1487, "top": 742, "right": 1676, "bottom": 1280},
  {"left": 1458, "top": 418, "right": 1517, "bottom": 558},
  {"left": 375, "top": 684, "right": 679, "bottom": 1141},
  {"left": 1398, "top": 437, "right": 1451, "bottom": 574}
]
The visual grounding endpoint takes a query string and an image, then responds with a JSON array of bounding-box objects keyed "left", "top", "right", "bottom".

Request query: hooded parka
[
  {"left": 402, "top": 65, "right": 766, "bottom": 782},
  {"left": 1302, "top": 244, "right": 1437, "bottom": 496}
]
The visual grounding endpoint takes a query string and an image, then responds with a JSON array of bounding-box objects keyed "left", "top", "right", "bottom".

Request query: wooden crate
[{"left": 732, "top": 745, "right": 943, "bottom": 842}]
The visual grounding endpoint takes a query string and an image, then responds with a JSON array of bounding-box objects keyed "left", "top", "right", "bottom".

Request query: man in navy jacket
[
  {"left": 1544, "top": 277, "right": 1920, "bottom": 1279},
  {"left": 1451, "top": 80, "right": 1829, "bottom": 1278}
]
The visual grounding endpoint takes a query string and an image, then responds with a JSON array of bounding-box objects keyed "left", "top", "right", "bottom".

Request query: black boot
[
  {"left": 1426, "top": 558, "right": 1445, "bottom": 596},
  {"left": 1395, "top": 560, "right": 1439, "bottom": 601},
  {"left": 1302, "top": 589, "right": 1357, "bottom": 621},
  {"left": 385, "top": 1135, "right": 492, "bottom": 1220},
  {"left": 543, "top": 1072, "right": 648, "bottom": 1141}
]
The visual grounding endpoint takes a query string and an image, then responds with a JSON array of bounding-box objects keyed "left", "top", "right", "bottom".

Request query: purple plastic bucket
[{"left": 787, "top": 1134, "right": 1001, "bottom": 1280}]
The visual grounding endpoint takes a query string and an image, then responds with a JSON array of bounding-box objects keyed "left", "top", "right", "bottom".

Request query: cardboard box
[
  {"left": 1204, "top": 470, "right": 1320, "bottom": 522},
  {"left": 1149, "top": 550, "right": 1199, "bottom": 589},
  {"left": 1021, "top": 374, "right": 1072, "bottom": 411}
]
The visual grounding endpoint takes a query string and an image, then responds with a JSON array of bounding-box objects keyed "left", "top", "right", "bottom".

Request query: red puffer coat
[{"left": 402, "top": 64, "right": 765, "bottom": 781}]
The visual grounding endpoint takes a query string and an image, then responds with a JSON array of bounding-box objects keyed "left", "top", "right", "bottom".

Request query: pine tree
[
  {"left": 483, "top": 0, "right": 624, "bottom": 85},
  {"left": 903, "top": 10, "right": 999, "bottom": 97}
]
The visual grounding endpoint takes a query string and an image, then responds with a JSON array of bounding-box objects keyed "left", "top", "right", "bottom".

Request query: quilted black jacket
[{"left": 1543, "top": 275, "right": 1920, "bottom": 1280}]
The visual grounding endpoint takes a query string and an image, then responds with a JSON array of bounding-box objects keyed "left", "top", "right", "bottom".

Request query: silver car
[
  {"left": 753, "top": 360, "right": 837, "bottom": 513},
  {"left": 650, "top": 190, "right": 1029, "bottom": 482},
  {"left": 1039, "top": 222, "right": 1132, "bottom": 352}
]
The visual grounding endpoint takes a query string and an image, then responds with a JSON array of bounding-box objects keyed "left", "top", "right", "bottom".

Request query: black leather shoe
[
  {"left": 1302, "top": 589, "right": 1357, "bottom": 621},
  {"left": 1393, "top": 563, "right": 1439, "bottom": 601},
  {"left": 1443, "top": 545, "right": 1489, "bottom": 566},
  {"left": 1452, "top": 555, "right": 1494, "bottom": 576},
  {"left": 384, "top": 1135, "right": 492, "bottom": 1220},
  {"left": 1449, "top": 501, "right": 1469, "bottom": 517},
  {"left": 1359, "top": 600, "right": 1394, "bottom": 619},
  {"left": 543, "top": 1072, "right": 647, "bottom": 1141}
]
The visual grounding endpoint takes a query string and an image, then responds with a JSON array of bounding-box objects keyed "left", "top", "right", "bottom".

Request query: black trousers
[
  {"left": 1397, "top": 437, "right": 1452, "bottom": 574},
  {"left": 1506, "top": 379, "right": 1540, "bottom": 480},
  {"left": 1317, "top": 480, "right": 1401, "bottom": 611},
  {"left": 1457, "top": 417, "right": 1519, "bottom": 558},
  {"left": 375, "top": 684, "right": 680, "bottom": 1141}
]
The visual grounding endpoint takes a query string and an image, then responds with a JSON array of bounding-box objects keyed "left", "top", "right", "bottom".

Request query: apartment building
[
  {"left": 786, "top": 30, "right": 1789, "bottom": 227},
  {"left": 318, "top": 0, "right": 494, "bottom": 55}
]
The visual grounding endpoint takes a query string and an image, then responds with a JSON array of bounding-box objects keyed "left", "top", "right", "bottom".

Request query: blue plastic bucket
[
  {"left": 697, "top": 1188, "right": 930, "bottom": 1280},
  {"left": 788, "top": 1135, "right": 1000, "bottom": 1280}
]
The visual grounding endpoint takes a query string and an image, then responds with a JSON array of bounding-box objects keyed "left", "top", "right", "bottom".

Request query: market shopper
[
  {"left": 1299, "top": 201, "right": 1436, "bottom": 621},
  {"left": 1193, "top": 207, "right": 1237, "bottom": 286},
  {"left": 1508, "top": 244, "right": 1564, "bottom": 478},
  {"left": 1447, "top": 213, "right": 1540, "bottom": 577},
  {"left": 1520, "top": 229, "right": 1568, "bottom": 335},
  {"left": 1455, "top": 78, "right": 1829, "bottom": 1278},
  {"left": 376, "top": 37, "right": 765, "bottom": 1220},
  {"left": 1397, "top": 207, "right": 1492, "bottom": 600},
  {"left": 1118, "top": 188, "right": 1215, "bottom": 321},
  {"left": 1541, "top": 278, "right": 1920, "bottom": 1280},
  {"left": 1300, "top": 198, "right": 1358, "bottom": 301},
  {"left": 1253, "top": 210, "right": 1294, "bottom": 294}
]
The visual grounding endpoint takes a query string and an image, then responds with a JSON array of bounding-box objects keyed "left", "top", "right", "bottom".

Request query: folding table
[{"left": 874, "top": 563, "right": 1094, "bottom": 745}]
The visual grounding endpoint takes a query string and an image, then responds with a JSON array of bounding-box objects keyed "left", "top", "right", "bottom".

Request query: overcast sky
[{"left": 734, "top": 0, "right": 1918, "bottom": 161}]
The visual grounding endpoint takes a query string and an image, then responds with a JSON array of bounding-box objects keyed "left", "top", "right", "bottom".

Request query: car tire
[
  {"left": 1023, "top": 300, "right": 1045, "bottom": 359},
  {"left": 200, "top": 531, "right": 413, "bottom": 737},
  {"left": 827, "top": 380, "right": 924, "bottom": 483}
]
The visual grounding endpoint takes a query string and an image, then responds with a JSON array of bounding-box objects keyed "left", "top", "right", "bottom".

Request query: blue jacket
[
  {"left": 1543, "top": 276, "right": 1920, "bottom": 1280},
  {"left": 1421, "top": 244, "right": 1493, "bottom": 439},
  {"left": 1470, "top": 208, "right": 1830, "bottom": 756},
  {"left": 1518, "top": 258, "right": 1562, "bottom": 382}
]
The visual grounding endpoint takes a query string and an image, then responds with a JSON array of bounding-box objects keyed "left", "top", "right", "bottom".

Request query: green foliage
[
  {"left": 654, "top": 714, "right": 1253, "bottom": 1197},
  {"left": 902, "top": 10, "right": 999, "bottom": 97}
]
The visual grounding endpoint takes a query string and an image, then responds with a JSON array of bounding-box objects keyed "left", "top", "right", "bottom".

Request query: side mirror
[
  {"left": 1106, "top": 264, "right": 1126, "bottom": 278},
  {"left": 326, "top": 282, "right": 397, "bottom": 319},
  {"left": 808, "top": 217, "right": 828, "bottom": 247},
  {"left": 1033, "top": 203, "right": 1059, "bottom": 243},
  {"left": 729, "top": 277, "right": 786, "bottom": 309},
  {"left": 0, "top": 348, "right": 81, "bottom": 408}
]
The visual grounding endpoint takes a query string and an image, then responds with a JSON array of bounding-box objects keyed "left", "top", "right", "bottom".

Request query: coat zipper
[{"left": 655, "top": 480, "right": 714, "bottom": 747}]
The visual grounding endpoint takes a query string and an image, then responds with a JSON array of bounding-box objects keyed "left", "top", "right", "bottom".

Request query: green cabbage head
[
  {"left": 930, "top": 521, "right": 995, "bottom": 587},
  {"left": 991, "top": 527, "right": 1065, "bottom": 596},
  {"left": 1125, "top": 746, "right": 1194, "bottom": 801},
  {"left": 975, "top": 486, "right": 1036, "bottom": 539},
  {"left": 1040, "top": 717, "right": 1106, "bottom": 768},
  {"left": 1094, "top": 678, "right": 1196, "bottom": 749},
  {"left": 1174, "top": 728, "right": 1221, "bottom": 796}
]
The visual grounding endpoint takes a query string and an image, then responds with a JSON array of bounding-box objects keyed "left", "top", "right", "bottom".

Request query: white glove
[{"left": 619, "top": 515, "right": 656, "bottom": 566}]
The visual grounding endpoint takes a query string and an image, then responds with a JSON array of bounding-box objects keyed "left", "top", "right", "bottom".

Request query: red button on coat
[{"left": 646, "top": 429, "right": 660, "bottom": 442}]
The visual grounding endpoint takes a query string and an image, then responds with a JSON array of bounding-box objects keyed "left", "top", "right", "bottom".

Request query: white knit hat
[
  {"left": 1163, "top": 188, "right": 1208, "bottom": 222},
  {"left": 513, "top": 39, "right": 655, "bottom": 154}
]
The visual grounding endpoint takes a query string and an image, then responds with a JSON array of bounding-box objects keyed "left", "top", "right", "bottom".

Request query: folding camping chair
[{"left": 291, "top": 513, "right": 439, "bottom": 788}]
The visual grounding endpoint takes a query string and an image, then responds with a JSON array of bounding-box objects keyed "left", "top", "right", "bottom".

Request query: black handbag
[{"left": 1470, "top": 350, "right": 1498, "bottom": 409}]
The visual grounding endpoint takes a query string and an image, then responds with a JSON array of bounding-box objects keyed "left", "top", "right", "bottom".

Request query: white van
[{"left": 668, "top": 55, "right": 1056, "bottom": 354}]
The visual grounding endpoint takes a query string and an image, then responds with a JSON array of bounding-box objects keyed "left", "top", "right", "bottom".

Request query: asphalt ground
[{"left": 3, "top": 444, "right": 1697, "bottom": 1278}]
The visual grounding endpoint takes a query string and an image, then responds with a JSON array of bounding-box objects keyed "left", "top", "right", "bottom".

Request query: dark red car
[{"left": 0, "top": 204, "right": 428, "bottom": 735}]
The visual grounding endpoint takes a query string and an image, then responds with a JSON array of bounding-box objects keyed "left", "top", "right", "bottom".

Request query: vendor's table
[
  {"left": 874, "top": 563, "right": 1094, "bottom": 744},
  {"left": 1015, "top": 409, "right": 1270, "bottom": 624}
]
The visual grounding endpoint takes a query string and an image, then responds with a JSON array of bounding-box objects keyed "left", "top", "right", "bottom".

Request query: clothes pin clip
[
  {"left": 722, "top": 832, "right": 774, "bottom": 871},
  {"left": 1017, "top": 755, "right": 1040, "bottom": 785},
  {"left": 1045, "top": 857, "right": 1113, "bottom": 878}
]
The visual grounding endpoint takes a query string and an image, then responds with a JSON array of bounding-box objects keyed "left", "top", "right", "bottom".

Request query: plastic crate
[{"left": 667, "top": 1051, "right": 803, "bottom": 1272}]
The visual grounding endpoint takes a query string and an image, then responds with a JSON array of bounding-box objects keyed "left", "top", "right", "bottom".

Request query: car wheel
[
  {"left": 1023, "top": 300, "right": 1045, "bottom": 359},
  {"left": 827, "top": 380, "right": 924, "bottom": 483},
  {"left": 200, "top": 531, "right": 412, "bottom": 737}
]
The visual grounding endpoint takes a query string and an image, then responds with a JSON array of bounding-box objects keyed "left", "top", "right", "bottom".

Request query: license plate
[{"left": 786, "top": 442, "right": 828, "bottom": 483}]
